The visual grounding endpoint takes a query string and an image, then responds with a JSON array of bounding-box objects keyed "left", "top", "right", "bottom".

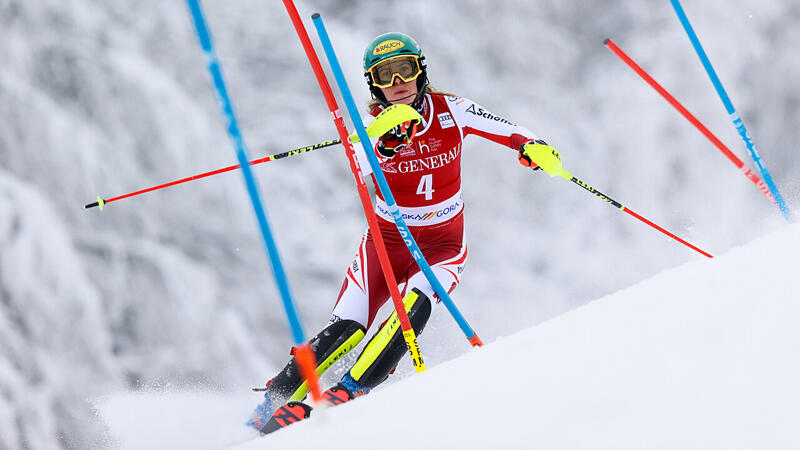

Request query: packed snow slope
[
  {"left": 242, "top": 225, "right": 800, "bottom": 450},
  {"left": 99, "top": 225, "right": 800, "bottom": 450}
]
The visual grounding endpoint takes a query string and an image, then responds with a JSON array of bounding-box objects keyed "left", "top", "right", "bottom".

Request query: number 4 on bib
[{"left": 417, "top": 174, "right": 434, "bottom": 200}]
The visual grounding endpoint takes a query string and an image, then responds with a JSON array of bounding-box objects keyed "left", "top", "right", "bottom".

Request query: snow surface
[
  {"left": 97, "top": 225, "right": 800, "bottom": 450},
  {"left": 3, "top": 0, "right": 800, "bottom": 447}
]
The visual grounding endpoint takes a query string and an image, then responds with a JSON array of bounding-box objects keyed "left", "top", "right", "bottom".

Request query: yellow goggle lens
[{"left": 368, "top": 55, "right": 422, "bottom": 88}]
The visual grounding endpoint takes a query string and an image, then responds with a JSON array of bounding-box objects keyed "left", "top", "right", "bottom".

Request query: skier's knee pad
[
  {"left": 268, "top": 319, "right": 365, "bottom": 403},
  {"left": 348, "top": 288, "right": 432, "bottom": 389}
]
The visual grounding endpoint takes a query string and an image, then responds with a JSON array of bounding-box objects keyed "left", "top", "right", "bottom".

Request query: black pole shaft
[{"left": 569, "top": 177, "right": 624, "bottom": 210}]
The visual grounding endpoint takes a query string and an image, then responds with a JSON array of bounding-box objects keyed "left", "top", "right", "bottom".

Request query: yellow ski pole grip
[
  {"left": 524, "top": 143, "right": 572, "bottom": 179},
  {"left": 349, "top": 104, "right": 422, "bottom": 143}
]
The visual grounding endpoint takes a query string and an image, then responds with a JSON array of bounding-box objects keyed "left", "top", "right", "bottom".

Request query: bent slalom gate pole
[
  {"left": 84, "top": 139, "right": 340, "bottom": 210},
  {"left": 669, "top": 0, "right": 794, "bottom": 223},
  {"left": 282, "top": 0, "right": 426, "bottom": 371},
  {"left": 603, "top": 38, "right": 778, "bottom": 212},
  {"left": 525, "top": 143, "right": 713, "bottom": 258},
  {"left": 312, "top": 13, "right": 483, "bottom": 347},
  {"left": 185, "top": 0, "right": 322, "bottom": 402}
]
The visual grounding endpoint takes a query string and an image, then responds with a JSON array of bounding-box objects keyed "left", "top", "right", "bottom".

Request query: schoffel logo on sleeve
[{"left": 466, "top": 104, "right": 514, "bottom": 125}]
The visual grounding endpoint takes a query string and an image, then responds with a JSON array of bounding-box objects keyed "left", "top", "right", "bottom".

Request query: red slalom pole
[
  {"left": 282, "top": 0, "right": 429, "bottom": 370},
  {"left": 603, "top": 38, "right": 776, "bottom": 206}
]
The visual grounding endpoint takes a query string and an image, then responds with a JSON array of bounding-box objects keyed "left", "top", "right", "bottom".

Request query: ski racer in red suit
[{"left": 247, "top": 32, "right": 556, "bottom": 432}]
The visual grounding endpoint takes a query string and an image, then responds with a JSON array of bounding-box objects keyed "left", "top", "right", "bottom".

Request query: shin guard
[{"left": 347, "top": 288, "right": 432, "bottom": 389}]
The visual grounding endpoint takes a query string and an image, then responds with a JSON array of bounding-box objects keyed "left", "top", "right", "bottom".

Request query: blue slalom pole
[
  {"left": 185, "top": 0, "right": 306, "bottom": 344},
  {"left": 311, "top": 13, "right": 482, "bottom": 346},
  {"left": 670, "top": 0, "right": 794, "bottom": 223}
]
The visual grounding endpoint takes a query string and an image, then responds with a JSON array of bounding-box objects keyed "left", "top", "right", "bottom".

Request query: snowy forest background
[{"left": 1, "top": 0, "right": 798, "bottom": 448}]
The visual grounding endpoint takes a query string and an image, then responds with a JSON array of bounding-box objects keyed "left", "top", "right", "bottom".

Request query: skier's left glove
[
  {"left": 518, "top": 139, "right": 549, "bottom": 170},
  {"left": 376, "top": 120, "right": 418, "bottom": 159},
  {"left": 519, "top": 139, "right": 569, "bottom": 179}
]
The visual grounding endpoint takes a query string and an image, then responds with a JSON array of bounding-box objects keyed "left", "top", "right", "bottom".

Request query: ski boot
[
  {"left": 322, "top": 373, "right": 371, "bottom": 407},
  {"left": 245, "top": 319, "right": 366, "bottom": 431}
]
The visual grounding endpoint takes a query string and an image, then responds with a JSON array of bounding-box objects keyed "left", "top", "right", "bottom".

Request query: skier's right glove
[{"left": 376, "top": 120, "right": 418, "bottom": 158}]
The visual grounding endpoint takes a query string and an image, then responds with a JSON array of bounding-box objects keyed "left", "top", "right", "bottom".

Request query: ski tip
[
  {"left": 322, "top": 384, "right": 356, "bottom": 407},
  {"left": 311, "top": 12, "right": 320, "bottom": 19},
  {"left": 603, "top": 38, "right": 610, "bottom": 45},
  {"left": 260, "top": 401, "right": 313, "bottom": 435}
]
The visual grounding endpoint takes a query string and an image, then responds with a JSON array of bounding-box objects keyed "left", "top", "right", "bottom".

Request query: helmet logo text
[{"left": 374, "top": 40, "right": 405, "bottom": 55}]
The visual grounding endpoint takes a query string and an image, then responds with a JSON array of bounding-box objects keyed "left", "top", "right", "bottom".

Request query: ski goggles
[{"left": 367, "top": 55, "right": 423, "bottom": 88}]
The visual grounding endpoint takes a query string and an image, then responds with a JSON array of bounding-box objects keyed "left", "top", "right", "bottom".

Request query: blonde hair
[{"left": 367, "top": 84, "right": 457, "bottom": 111}]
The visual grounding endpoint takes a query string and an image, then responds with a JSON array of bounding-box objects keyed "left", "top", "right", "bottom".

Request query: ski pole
[
  {"left": 312, "top": 12, "right": 483, "bottom": 347},
  {"left": 185, "top": 0, "right": 322, "bottom": 402},
  {"left": 282, "top": 0, "right": 427, "bottom": 371},
  {"left": 669, "top": 0, "right": 794, "bottom": 223},
  {"left": 603, "top": 38, "right": 777, "bottom": 211},
  {"left": 84, "top": 139, "right": 341, "bottom": 211},
  {"left": 524, "top": 143, "right": 713, "bottom": 258}
]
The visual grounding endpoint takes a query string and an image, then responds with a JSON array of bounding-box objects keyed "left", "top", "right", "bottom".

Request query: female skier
[{"left": 247, "top": 32, "right": 556, "bottom": 431}]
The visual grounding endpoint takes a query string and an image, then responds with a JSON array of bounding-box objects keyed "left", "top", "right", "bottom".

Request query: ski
[
  {"left": 260, "top": 401, "right": 313, "bottom": 434},
  {"left": 260, "top": 384, "right": 357, "bottom": 435}
]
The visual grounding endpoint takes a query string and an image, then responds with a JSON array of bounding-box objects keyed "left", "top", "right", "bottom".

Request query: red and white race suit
[{"left": 331, "top": 93, "right": 538, "bottom": 329}]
